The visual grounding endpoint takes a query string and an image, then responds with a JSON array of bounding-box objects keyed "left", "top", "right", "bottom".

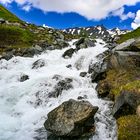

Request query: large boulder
[
  {"left": 112, "top": 80, "right": 140, "bottom": 118},
  {"left": 74, "top": 38, "right": 96, "bottom": 50},
  {"left": 113, "top": 90, "right": 140, "bottom": 118},
  {"left": 113, "top": 38, "right": 140, "bottom": 52},
  {"left": 44, "top": 99, "right": 98, "bottom": 137},
  {"left": 107, "top": 51, "right": 140, "bottom": 69}
]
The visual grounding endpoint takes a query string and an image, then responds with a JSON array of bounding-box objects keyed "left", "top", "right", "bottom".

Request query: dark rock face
[
  {"left": 74, "top": 38, "right": 96, "bottom": 50},
  {"left": 48, "top": 78, "right": 73, "bottom": 98},
  {"left": 62, "top": 48, "right": 76, "bottom": 58},
  {"left": 32, "top": 59, "right": 46, "bottom": 69},
  {"left": 112, "top": 91, "right": 140, "bottom": 118},
  {"left": 44, "top": 99, "right": 98, "bottom": 137},
  {"left": 19, "top": 74, "right": 29, "bottom": 82}
]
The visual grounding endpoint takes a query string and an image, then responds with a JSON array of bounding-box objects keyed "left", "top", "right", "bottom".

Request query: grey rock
[
  {"left": 112, "top": 91, "right": 140, "bottom": 118},
  {"left": 74, "top": 38, "right": 96, "bottom": 50},
  {"left": 88, "top": 61, "right": 107, "bottom": 82},
  {"left": 48, "top": 78, "right": 73, "bottom": 98},
  {"left": 32, "top": 59, "right": 46, "bottom": 69},
  {"left": 80, "top": 72, "right": 87, "bottom": 77},
  {"left": 0, "top": 52, "right": 13, "bottom": 60},
  {"left": 19, "top": 74, "right": 29, "bottom": 82},
  {"left": 44, "top": 99, "right": 98, "bottom": 137}
]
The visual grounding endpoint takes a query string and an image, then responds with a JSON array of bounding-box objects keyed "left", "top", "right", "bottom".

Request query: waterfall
[{"left": 0, "top": 39, "right": 117, "bottom": 140}]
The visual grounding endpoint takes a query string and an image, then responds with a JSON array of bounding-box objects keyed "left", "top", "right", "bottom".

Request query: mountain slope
[
  {"left": 117, "top": 27, "right": 140, "bottom": 43},
  {"left": 0, "top": 5, "right": 22, "bottom": 23}
]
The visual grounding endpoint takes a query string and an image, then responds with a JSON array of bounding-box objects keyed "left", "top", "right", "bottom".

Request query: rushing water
[{"left": 0, "top": 39, "right": 117, "bottom": 140}]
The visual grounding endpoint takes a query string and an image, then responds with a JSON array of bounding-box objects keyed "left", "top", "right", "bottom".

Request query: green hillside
[
  {"left": 117, "top": 27, "right": 140, "bottom": 43},
  {"left": 0, "top": 5, "right": 22, "bottom": 23}
]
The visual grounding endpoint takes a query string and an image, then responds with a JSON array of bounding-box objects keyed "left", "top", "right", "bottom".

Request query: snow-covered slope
[
  {"left": 0, "top": 40, "right": 117, "bottom": 140},
  {"left": 63, "top": 25, "right": 129, "bottom": 40}
]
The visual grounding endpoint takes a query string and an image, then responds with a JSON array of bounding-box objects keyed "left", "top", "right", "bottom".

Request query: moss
[
  {"left": 98, "top": 68, "right": 140, "bottom": 100},
  {"left": 0, "top": 5, "right": 22, "bottom": 23},
  {"left": 117, "top": 27, "right": 140, "bottom": 44},
  {"left": 117, "top": 115, "right": 140, "bottom": 140},
  {"left": 0, "top": 25, "right": 34, "bottom": 52}
]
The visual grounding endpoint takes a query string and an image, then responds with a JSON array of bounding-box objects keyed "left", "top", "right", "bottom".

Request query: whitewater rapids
[{"left": 0, "top": 39, "right": 117, "bottom": 140}]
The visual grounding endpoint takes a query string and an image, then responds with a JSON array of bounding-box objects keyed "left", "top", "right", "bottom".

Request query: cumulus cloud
[
  {"left": 112, "top": 7, "right": 135, "bottom": 20},
  {"left": 131, "top": 10, "right": 140, "bottom": 29},
  {"left": 0, "top": 0, "right": 140, "bottom": 20}
]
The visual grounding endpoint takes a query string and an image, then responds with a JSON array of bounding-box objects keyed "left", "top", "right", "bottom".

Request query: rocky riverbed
[{"left": 0, "top": 39, "right": 117, "bottom": 140}]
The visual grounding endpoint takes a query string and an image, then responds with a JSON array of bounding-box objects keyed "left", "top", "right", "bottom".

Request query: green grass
[
  {"left": 0, "top": 5, "right": 22, "bottom": 23},
  {"left": 117, "top": 27, "right": 140, "bottom": 44},
  {"left": 118, "top": 115, "right": 140, "bottom": 140},
  {"left": 0, "top": 25, "right": 34, "bottom": 49}
]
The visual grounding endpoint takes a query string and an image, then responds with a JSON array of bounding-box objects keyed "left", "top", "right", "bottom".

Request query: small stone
[
  {"left": 20, "top": 74, "right": 29, "bottom": 82},
  {"left": 80, "top": 72, "right": 87, "bottom": 77}
]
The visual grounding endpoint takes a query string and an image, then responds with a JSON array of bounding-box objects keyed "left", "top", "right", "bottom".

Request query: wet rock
[
  {"left": 32, "top": 59, "right": 46, "bottom": 69},
  {"left": 62, "top": 48, "right": 76, "bottom": 58},
  {"left": 113, "top": 90, "right": 140, "bottom": 118},
  {"left": 66, "top": 64, "right": 72, "bottom": 69},
  {"left": 0, "top": 52, "right": 13, "bottom": 60},
  {"left": 96, "top": 81, "right": 111, "bottom": 98},
  {"left": 74, "top": 38, "right": 96, "bottom": 50},
  {"left": 80, "top": 72, "right": 87, "bottom": 77},
  {"left": 22, "top": 47, "right": 42, "bottom": 57},
  {"left": 44, "top": 99, "right": 98, "bottom": 137},
  {"left": 48, "top": 78, "right": 73, "bottom": 98},
  {"left": 77, "top": 95, "right": 87, "bottom": 100},
  {"left": 19, "top": 74, "right": 29, "bottom": 82}
]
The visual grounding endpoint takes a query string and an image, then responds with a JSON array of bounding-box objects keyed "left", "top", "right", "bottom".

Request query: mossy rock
[
  {"left": 117, "top": 115, "right": 140, "bottom": 140},
  {"left": 96, "top": 68, "right": 140, "bottom": 100}
]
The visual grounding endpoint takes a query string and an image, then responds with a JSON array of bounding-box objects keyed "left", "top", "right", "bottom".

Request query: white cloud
[
  {"left": 131, "top": 10, "right": 140, "bottom": 29},
  {"left": 0, "top": 0, "right": 140, "bottom": 20},
  {"left": 112, "top": 7, "right": 135, "bottom": 20},
  {"left": 22, "top": 5, "right": 31, "bottom": 11}
]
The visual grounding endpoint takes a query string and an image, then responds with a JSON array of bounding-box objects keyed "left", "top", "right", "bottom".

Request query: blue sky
[{"left": 1, "top": 0, "right": 140, "bottom": 30}]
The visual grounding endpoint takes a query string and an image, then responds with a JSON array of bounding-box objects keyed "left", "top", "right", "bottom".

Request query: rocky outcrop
[
  {"left": 96, "top": 37, "right": 140, "bottom": 139},
  {"left": 113, "top": 89, "right": 140, "bottom": 118},
  {"left": 44, "top": 99, "right": 98, "bottom": 137}
]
